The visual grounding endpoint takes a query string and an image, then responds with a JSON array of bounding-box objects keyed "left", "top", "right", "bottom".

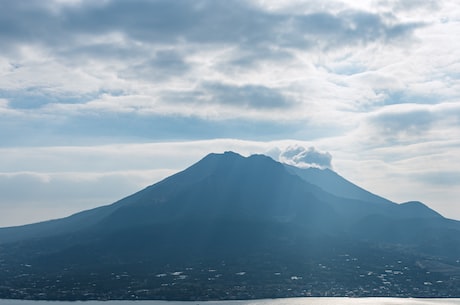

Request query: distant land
[{"left": 1, "top": 152, "right": 460, "bottom": 300}]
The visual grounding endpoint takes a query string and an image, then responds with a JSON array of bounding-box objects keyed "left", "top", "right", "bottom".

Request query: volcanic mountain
[{"left": 1, "top": 151, "right": 460, "bottom": 300}]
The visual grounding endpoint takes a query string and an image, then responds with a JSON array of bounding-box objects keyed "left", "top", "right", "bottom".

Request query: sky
[{"left": 1, "top": 0, "right": 460, "bottom": 227}]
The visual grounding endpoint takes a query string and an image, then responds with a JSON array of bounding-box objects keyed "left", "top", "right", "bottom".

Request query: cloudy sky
[{"left": 1, "top": 0, "right": 460, "bottom": 227}]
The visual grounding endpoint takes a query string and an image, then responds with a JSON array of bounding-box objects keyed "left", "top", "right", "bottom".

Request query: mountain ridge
[
  {"left": 0, "top": 151, "right": 447, "bottom": 244},
  {"left": 1, "top": 151, "right": 459, "bottom": 300}
]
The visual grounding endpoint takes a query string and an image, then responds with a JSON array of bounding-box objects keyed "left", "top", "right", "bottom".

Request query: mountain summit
[{"left": 1, "top": 152, "right": 459, "bottom": 300}]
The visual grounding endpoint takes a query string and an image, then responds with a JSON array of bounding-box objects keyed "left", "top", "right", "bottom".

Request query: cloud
[
  {"left": 372, "top": 107, "right": 433, "bottom": 138},
  {"left": 202, "top": 82, "right": 293, "bottom": 109},
  {"left": 279, "top": 145, "right": 333, "bottom": 169},
  {"left": 0, "top": 106, "right": 309, "bottom": 147},
  {"left": 120, "top": 49, "right": 191, "bottom": 81},
  {"left": 393, "top": 0, "right": 440, "bottom": 12},
  {"left": 0, "top": 1, "right": 423, "bottom": 57},
  {"left": 0, "top": 0, "right": 431, "bottom": 130},
  {"left": 160, "top": 82, "right": 295, "bottom": 110},
  {"left": 416, "top": 171, "right": 460, "bottom": 186},
  {"left": 361, "top": 102, "right": 460, "bottom": 145}
]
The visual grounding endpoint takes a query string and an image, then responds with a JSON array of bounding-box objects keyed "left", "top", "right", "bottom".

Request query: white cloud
[{"left": 278, "top": 145, "right": 333, "bottom": 169}]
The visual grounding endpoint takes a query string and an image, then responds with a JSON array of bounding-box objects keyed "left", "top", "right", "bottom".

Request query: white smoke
[{"left": 278, "top": 145, "right": 332, "bottom": 169}]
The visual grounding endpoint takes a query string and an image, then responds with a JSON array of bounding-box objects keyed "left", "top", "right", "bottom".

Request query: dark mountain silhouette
[{"left": 0, "top": 151, "right": 459, "bottom": 300}]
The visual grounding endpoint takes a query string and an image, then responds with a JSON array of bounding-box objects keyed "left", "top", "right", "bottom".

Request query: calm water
[{"left": 1, "top": 299, "right": 460, "bottom": 305}]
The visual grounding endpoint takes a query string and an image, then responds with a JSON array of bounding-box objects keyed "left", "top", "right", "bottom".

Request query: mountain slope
[
  {"left": 0, "top": 151, "right": 460, "bottom": 300},
  {"left": 285, "top": 165, "right": 443, "bottom": 220},
  {"left": 284, "top": 164, "right": 393, "bottom": 206}
]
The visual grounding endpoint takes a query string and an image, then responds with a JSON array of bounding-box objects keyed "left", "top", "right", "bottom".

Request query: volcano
[{"left": 1, "top": 151, "right": 460, "bottom": 300}]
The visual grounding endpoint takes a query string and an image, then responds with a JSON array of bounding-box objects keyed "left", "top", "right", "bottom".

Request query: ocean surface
[{"left": 1, "top": 299, "right": 460, "bottom": 305}]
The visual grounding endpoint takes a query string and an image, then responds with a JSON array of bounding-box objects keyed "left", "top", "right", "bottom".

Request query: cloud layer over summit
[{"left": 1, "top": 0, "right": 460, "bottom": 226}]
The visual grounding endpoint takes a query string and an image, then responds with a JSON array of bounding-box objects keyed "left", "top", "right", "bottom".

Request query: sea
[{"left": 1, "top": 299, "right": 460, "bottom": 305}]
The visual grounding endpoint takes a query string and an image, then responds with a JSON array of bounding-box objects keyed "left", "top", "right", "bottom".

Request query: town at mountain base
[{"left": 1, "top": 152, "right": 460, "bottom": 300}]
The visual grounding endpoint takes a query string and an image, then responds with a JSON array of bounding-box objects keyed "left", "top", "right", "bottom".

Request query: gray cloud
[
  {"left": 0, "top": 1, "right": 424, "bottom": 59},
  {"left": 356, "top": 102, "right": 460, "bottom": 150},
  {"left": 368, "top": 103, "right": 460, "bottom": 144},
  {"left": 372, "top": 109, "right": 434, "bottom": 137},
  {"left": 203, "top": 83, "right": 292, "bottom": 109},
  {"left": 160, "top": 81, "right": 294, "bottom": 110},
  {"left": 416, "top": 171, "right": 460, "bottom": 186},
  {"left": 394, "top": 0, "right": 440, "bottom": 12},
  {"left": 121, "top": 49, "right": 190, "bottom": 81},
  {"left": 289, "top": 10, "right": 420, "bottom": 49},
  {"left": 0, "top": 0, "right": 426, "bottom": 121},
  {"left": 280, "top": 145, "right": 332, "bottom": 169}
]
